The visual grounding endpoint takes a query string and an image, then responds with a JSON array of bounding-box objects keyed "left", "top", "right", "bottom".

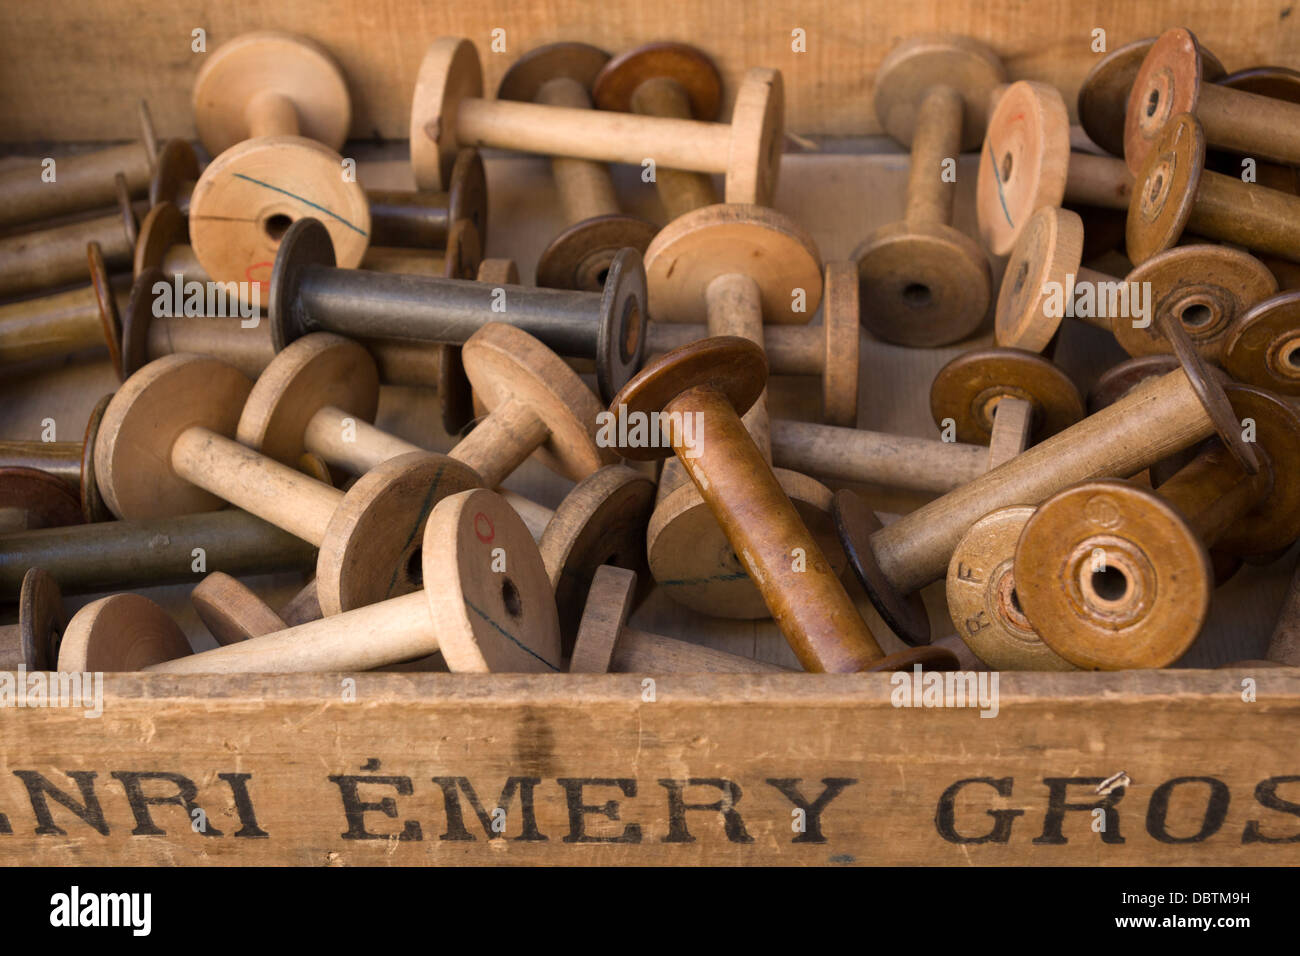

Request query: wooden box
[{"left": 1, "top": 1, "right": 1298, "bottom": 865}]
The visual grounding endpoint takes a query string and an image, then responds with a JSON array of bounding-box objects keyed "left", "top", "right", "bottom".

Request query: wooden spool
[
  {"left": 0, "top": 569, "right": 67, "bottom": 670},
  {"left": 1015, "top": 385, "right": 1300, "bottom": 669},
  {"left": 929, "top": 347, "right": 1084, "bottom": 468},
  {"left": 1077, "top": 36, "right": 1225, "bottom": 157},
  {"left": 769, "top": 419, "right": 989, "bottom": 494},
  {"left": 499, "top": 42, "right": 659, "bottom": 291},
  {"left": 593, "top": 42, "right": 724, "bottom": 219},
  {"left": 832, "top": 314, "right": 1258, "bottom": 647},
  {"left": 946, "top": 506, "right": 1078, "bottom": 671},
  {"left": 132, "top": 490, "right": 563, "bottom": 674},
  {"left": 1126, "top": 28, "right": 1300, "bottom": 175},
  {"left": 642, "top": 205, "right": 836, "bottom": 619},
  {"left": 0, "top": 393, "right": 114, "bottom": 524},
  {"left": 0, "top": 188, "right": 140, "bottom": 300},
  {"left": 854, "top": 35, "right": 1002, "bottom": 347},
  {"left": 0, "top": 103, "right": 160, "bottom": 228},
  {"left": 1127, "top": 112, "right": 1300, "bottom": 265},
  {"left": 93, "top": 352, "right": 479, "bottom": 616},
  {"left": 410, "top": 37, "right": 782, "bottom": 205},
  {"left": 647, "top": 259, "right": 859, "bottom": 426},
  {"left": 0, "top": 510, "right": 316, "bottom": 599},
  {"left": 187, "top": 31, "right": 370, "bottom": 288},
  {"left": 996, "top": 206, "right": 1275, "bottom": 360},
  {"left": 0, "top": 468, "right": 83, "bottom": 532},
  {"left": 978, "top": 81, "right": 1133, "bottom": 256},
  {"left": 612, "top": 336, "right": 951, "bottom": 673},
  {"left": 58, "top": 592, "right": 193, "bottom": 672},
  {"left": 569, "top": 566, "right": 790, "bottom": 673},
  {"left": 0, "top": 244, "right": 128, "bottom": 376},
  {"left": 1223, "top": 291, "right": 1300, "bottom": 397}
]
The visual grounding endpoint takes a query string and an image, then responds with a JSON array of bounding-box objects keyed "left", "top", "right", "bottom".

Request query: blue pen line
[
  {"left": 985, "top": 139, "right": 1014, "bottom": 229},
  {"left": 386, "top": 460, "right": 447, "bottom": 596},
  {"left": 232, "top": 173, "right": 369, "bottom": 237},
  {"left": 466, "top": 600, "right": 561, "bottom": 671}
]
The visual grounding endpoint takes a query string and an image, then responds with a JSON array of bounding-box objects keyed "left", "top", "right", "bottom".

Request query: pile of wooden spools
[{"left": 1, "top": 28, "right": 1298, "bottom": 677}]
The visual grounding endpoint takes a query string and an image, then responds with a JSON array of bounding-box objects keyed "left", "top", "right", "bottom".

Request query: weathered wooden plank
[
  {"left": 0, "top": 671, "right": 1295, "bottom": 865},
  {"left": 1, "top": 1, "right": 1298, "bottom": 143}
]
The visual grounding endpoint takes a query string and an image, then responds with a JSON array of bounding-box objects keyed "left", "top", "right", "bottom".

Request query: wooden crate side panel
[
  {"left": 0, "top": 672, "right": 1296, "bottom": 865},
  {"left": 1, "top": 1, "right": 1298, "bottom": 142}
]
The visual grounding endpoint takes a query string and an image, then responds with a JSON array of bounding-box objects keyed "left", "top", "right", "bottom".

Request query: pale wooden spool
[
  {"left": 187, "top": 31, "right": 370, "bottom": 288},
  {"left": 410, "top": 38, "right": 783, "bottom": 205},
  {"left": 92, "top": 352, "right": 480, "bottom": 616},
  {"left": 65, "top": 490, "right": 563, "bottom": 675}
]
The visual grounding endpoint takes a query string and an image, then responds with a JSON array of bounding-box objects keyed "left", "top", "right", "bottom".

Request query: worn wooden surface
[
  {"left": 2, "top": 1, "right": 1299, "bottom": 144},
  {"left": 0, "top": 670, "right": 1296, "bottom": 864}
]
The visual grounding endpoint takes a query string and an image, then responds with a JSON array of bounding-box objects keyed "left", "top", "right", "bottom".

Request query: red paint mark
[
  {"left": 473, "top": 511, "right": 495, "bottom": 543},
  {"left": 245, "top": 262, "right": 274, "bottom": 284}
]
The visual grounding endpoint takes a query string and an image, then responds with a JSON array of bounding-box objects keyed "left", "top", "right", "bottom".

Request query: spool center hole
[
  {"left": 1090, "top": 566, "right": 1129, "bottom": 602},
  {"left": 903, "top": 283, "right": 932, "bottom": 308},
  {"left": 1000, "top": 151, "right": 1014, "bottom": 181},
  {"left": 501, "top": 577, "right": 522, "bottom": 618},
  {"left": 1145, "top": 89, "right": 1160, "bottom": 118},
  {"left": 1149, "top": 174, "right": 1165, "bottom": 204},
  {"left": 1180, "top": 303, "right": 1214, "bottom": 330},
  {"left": 264, "top": 213, "right": 294, "bottom": 241},
  {"left": 1009, "top": 588, "right": 1023, "bottom": 614},
  {"left": 1282, "top": 342, "right": 1300, "bottom": 371},
  {"left": 406, "top": 549, "right": 424, "bottom": 588}
]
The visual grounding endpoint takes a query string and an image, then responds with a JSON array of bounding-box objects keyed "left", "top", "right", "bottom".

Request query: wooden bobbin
[
  {"left": 152, "top": 139, "right": 490, "bottom": 254},
  {"left": 0, "top": 511, "right": 317, "bottom": 599},
  {"left": 191, "top": 571, "right": 287, "bottom": 646},
  {"left": 769, "top": 419, "right": 989, "bottom": 495},
  {"left": 1205, "top": 68, "right": 1300, "bottom": 196},
  {"left": 978, "top": 81, "right": 1134, "bottom": 255},
  {"left": 207, "top": 465, "right": 655, "bottom": 657},
  {"left": 1127, "top": 113, "right": 1300, "bottom": 265},
  {"left": 612, "top": 337, "right": 939, "bottom": 673},
  {"left": 0, "top": 468, "right": 83, "bottom": 532},
  {"left": 647, "top": 260, "right": 859, "bottom": 426},
  {"left": 996, "top": 206, "right": 1276, "bottom": 360},
  {"left": 1223, "top": 291, "right": 1300, "bottom": 396},
  {"left": 0, "top": 115, "right": 156, "bottom": 230},
  {"left": 570, "top": 565, "right": 788, "bottom": 672},
  {"left": 239, "top": 325, "right": 610, "bottom": 502},
  {"left": 58, "top": 593, "right": 193, "bottom": 672},
  {"left": 853, "top": 35, "right": 1002, "bottom": 347},
  {"left": 0, "top": 243, "right": 128, "bottom": 375},
  {"left": 1126, "top": 28, "right": 1300, "bottom": 175},
  {"left": 411, "top": 37, "right": 782, "bottom": 204},
  {"left": 93, "top": 353, "right": 476, "bottom": 616},
  {"left": 0, "top": 569, "right": 67, "bottom": 670},
  {"left": 930, "top": 347, "right": 1084, "bottom": 469},
  {"left": 946, "top": 506, "right": 1078, "bottom": 671},
  {"left": 1015, "top": 385, "right": 1300, "bottom": 669},
  {"left": 1077, "top": 36, "right": 1225, "bottom": 157},
  {"left": 642, "top": 205, "right": 835, "bottom": 619},
  {"left": 269, "top": 217, "right": 646, "bottom": 405},
  {"left": 593, "top": 42, "right": 724, "bottom": 218},
  {"left": 832, "top": 314, "right": 1258, "bottom": 647},
  {"left": 188, "top": 31, "right": 370, "bottom": 287},
  {"left": 130, "top": 203, "right": 483, "bottom": 434},
  {"left": 0, "top": 394, "right": 113, "bottom": 524},
  {"left": 0, "top": 187, "right": 140, "bottom": 299},
  {"left": 133, "top": 490, "right": 563, "bottom": 674},
  {"left": 499, "top": 43, "right": 659, "bottom": 291}
]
